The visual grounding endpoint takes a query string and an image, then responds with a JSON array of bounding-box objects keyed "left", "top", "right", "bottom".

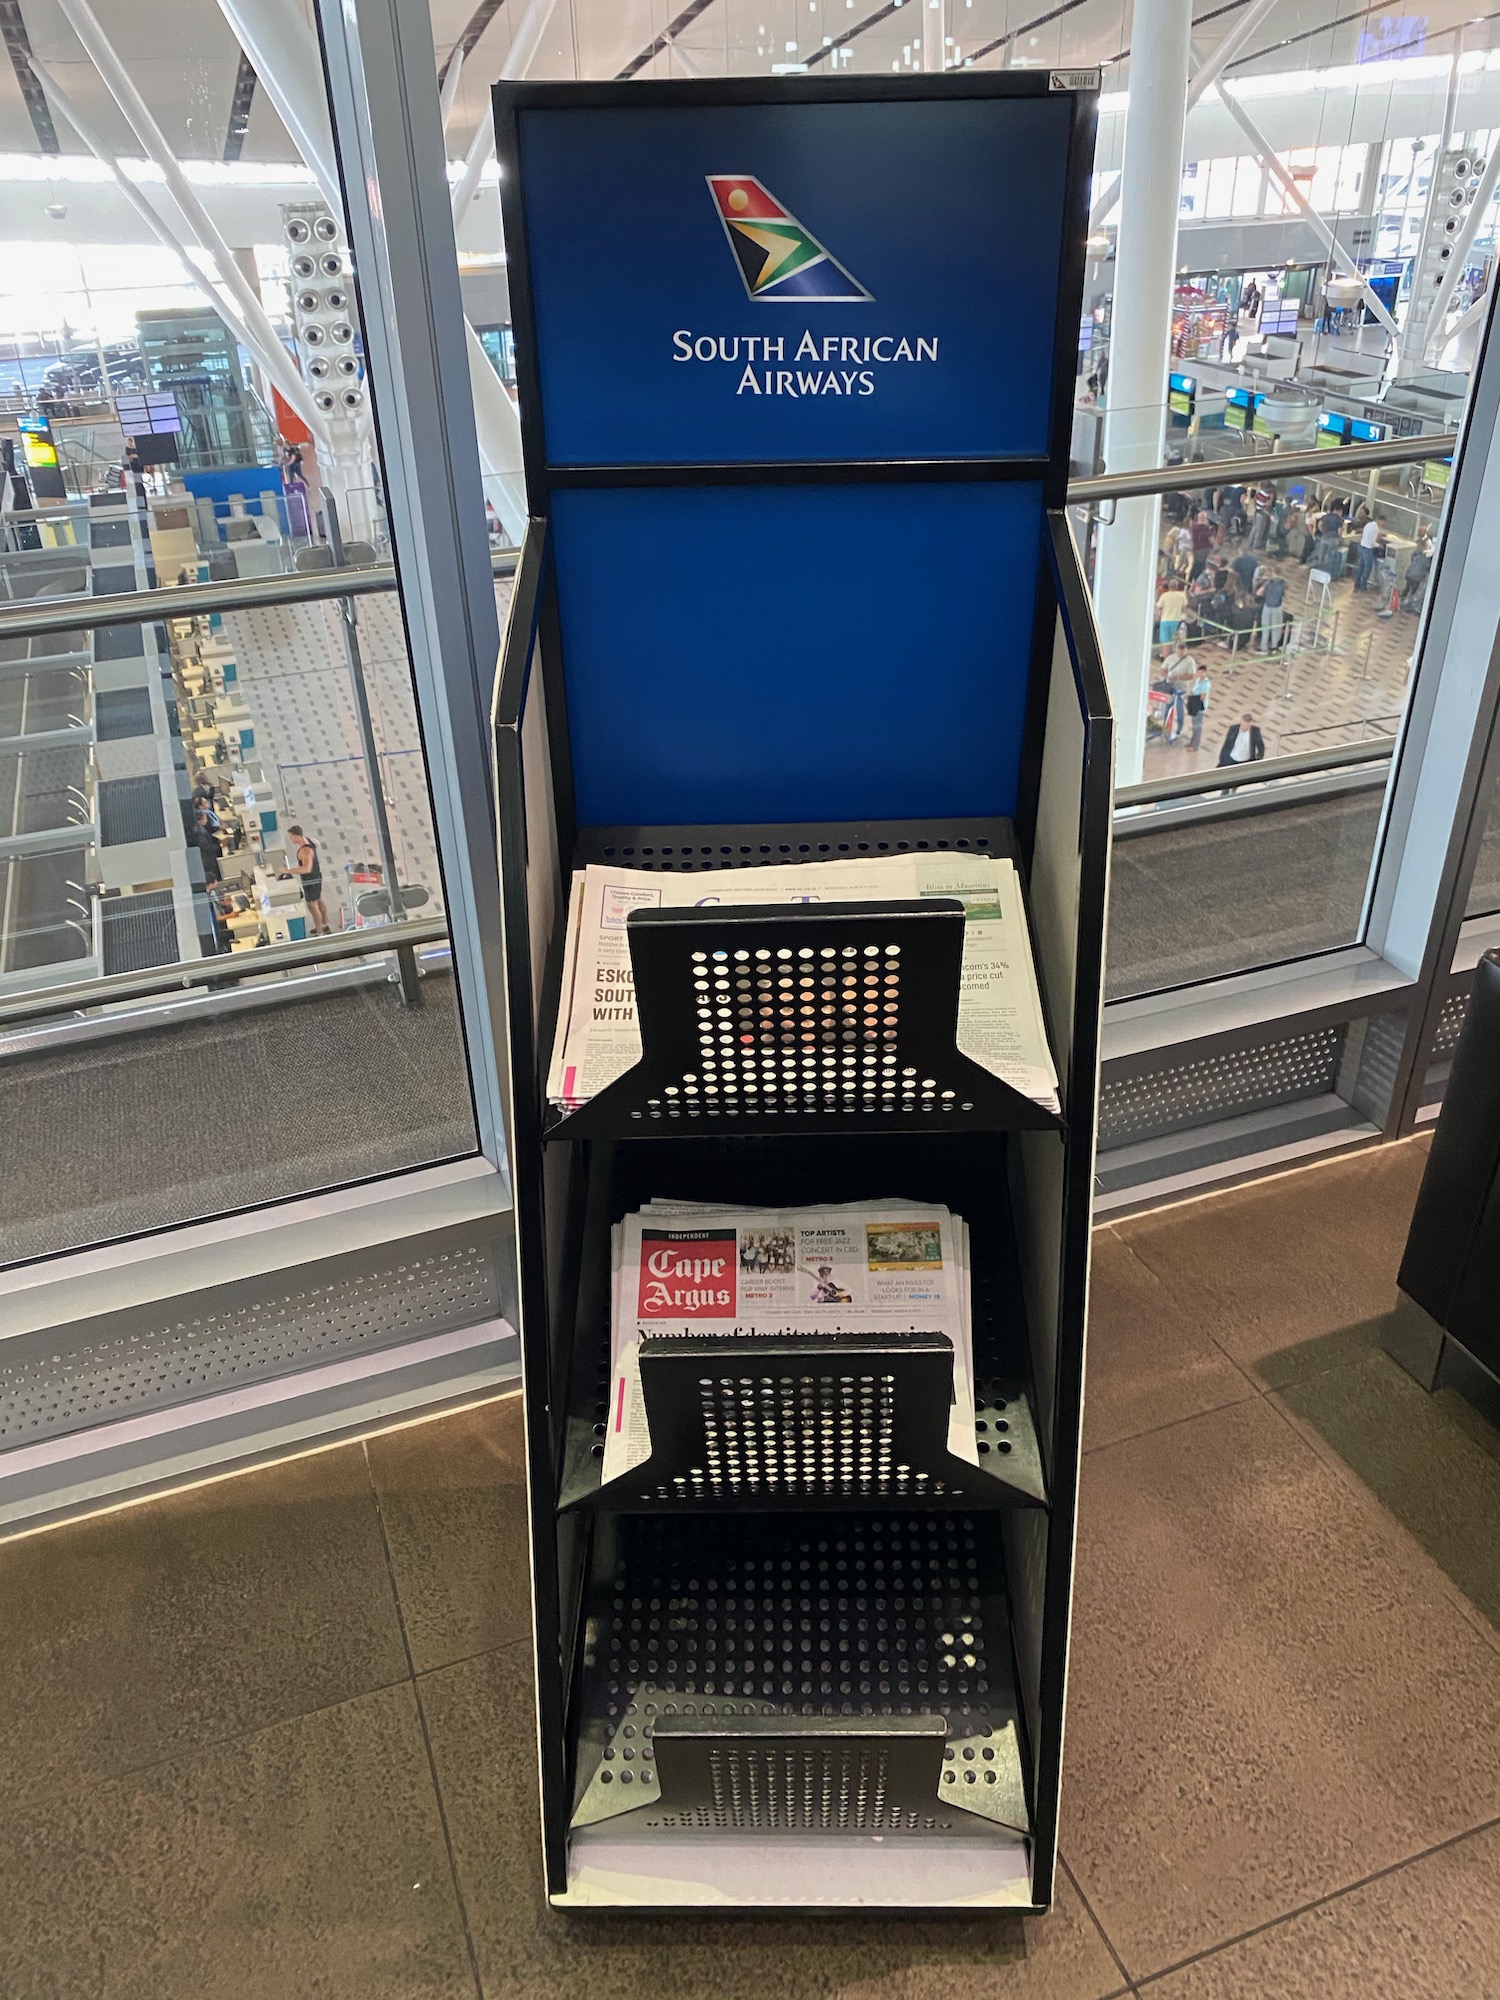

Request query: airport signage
[{"left": 509, "top": 94, "right": 1077, "bottom": 464}]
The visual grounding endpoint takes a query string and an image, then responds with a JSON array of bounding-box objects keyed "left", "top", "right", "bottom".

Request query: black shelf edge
[
  {"left": 560, "top": 1332, "right": 1045, "bottom": 1514},
  {"left": 544, "top": 897, "right": 1062, "bottom": 1144}
]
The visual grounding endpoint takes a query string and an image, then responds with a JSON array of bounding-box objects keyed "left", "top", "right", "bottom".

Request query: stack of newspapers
[
  {"left": 547, "top": 851, "right": 1059, "bottom": 1116},
  {"left": 604, "top": 1199, "right": 977, "bottom": 1484}
]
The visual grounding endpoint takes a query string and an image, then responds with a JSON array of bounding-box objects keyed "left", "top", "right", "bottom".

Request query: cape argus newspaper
[
  {"left": 547, "top": 852, "right": 1059, "bottom": 1114},
  {"left": 603, "top": 1200, "right": 978, "bottom": 1485}
]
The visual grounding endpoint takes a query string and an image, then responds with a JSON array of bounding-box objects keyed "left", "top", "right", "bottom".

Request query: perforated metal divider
[
  {"left": 552, "top": 901, "right": 1058, "bottom": 1141},
  {"left": 559, "top": 1331, "right": 1045, "bottom": 1511},
  {"left": 569, "top": 1513, "right": 1029, "bottom": 1842}
]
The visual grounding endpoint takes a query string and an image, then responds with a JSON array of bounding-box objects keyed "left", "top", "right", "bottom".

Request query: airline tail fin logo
[{"left": 706, "top": 176, "right": 873, "bottom": 302}]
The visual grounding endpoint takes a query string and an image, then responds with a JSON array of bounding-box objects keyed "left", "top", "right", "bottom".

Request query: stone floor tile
[
  {"left": 1062, "top": 1395, "right": 1500, "bottom": 1979},
  {"left": 0, "top": 1443, "right": 409, "bottom": 1816},
  {"left": 0, "top": 1682, "right": 474, "bottom": 2000},
  {"left": 1085, "top": 1228, "right": 1255, "bottom": 1452},
  {"left": 1142, "top": 1821, "right": 1500, "bottom": 1999},
  {"left": 367, "top": 1395, "right": 531, "bottom": 1674},
  {"left": 1114, "top": 1137, "right": 1430, "bottom": 1368}
]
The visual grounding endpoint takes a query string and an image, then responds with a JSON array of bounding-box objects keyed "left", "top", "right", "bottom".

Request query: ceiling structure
[
  {"left": 0, "top": 0, "right": 1492, "bottom": 295},
  {"left": 0, "top": 0, "right": 1492, "bottom": 172}
]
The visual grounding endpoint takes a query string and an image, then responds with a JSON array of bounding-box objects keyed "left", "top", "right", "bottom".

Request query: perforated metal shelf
[
  {"left": 560, "top": 1334, "right": 1044, "bottom": 1512},
  {"left": 557, "top": 1134, "right": 1046, "bottom": 1515},
  {"left": 548, "top": 900, "right": 1057, "bottom": 1142},
  {"left": 569, "top": 1512, "right": 1029, "bottom": 1843}
]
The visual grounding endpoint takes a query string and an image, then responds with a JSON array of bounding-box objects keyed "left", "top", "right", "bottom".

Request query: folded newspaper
[
  {"left": 547, "top": 852, "right": 1059, "bottom": 1116},
  {"left": 603, "top": 1199, "right": 977, "bottom": 1485}
]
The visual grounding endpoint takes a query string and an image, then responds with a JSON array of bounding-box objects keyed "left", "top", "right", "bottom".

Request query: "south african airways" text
[{"left": 671, "top": 328, "right": 939, "bottom": 397}]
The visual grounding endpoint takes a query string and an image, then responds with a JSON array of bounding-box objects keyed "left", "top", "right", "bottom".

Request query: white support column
[
  {"left": 450, "top": 0, "right": 560, "bottom": 228},
  {"left": 438, "top": 44, "right": 465, "bottom": 131},
  {"left": 667, "top": 34, "right": 702, "bottom": 76},
  {"left": 1089, "top": 0, "right": 1277, "bottom": 234},
  {"left": 449, "top": 107, "right": 495, "bottom": 230},
  {"left": 55, "top": 0, "right": 329, "bottom": 447},
  {"left": 215, "top": 0, "right": 342, "bottom": 197},
  {"left": 1093, "top": 0, "right": 1191, "bottom": 786},
  {"left": 216, "top": 0, "right": 526, "bottom": 537},
  {"left": 922, "top": 0, "right": 944, "bottom": 72}
]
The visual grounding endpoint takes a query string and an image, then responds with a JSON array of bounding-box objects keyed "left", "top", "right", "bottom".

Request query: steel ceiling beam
[{"left": 0, "top": 0, "right": 58, "bottom": 152}]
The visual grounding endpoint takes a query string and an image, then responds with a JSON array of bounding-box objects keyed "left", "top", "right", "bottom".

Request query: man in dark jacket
[{"left": 1218, "top": 714, "right": 1267, "bottom": 767}]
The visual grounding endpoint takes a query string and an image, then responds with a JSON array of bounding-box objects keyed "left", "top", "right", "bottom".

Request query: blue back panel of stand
[
  {"left": 550, "top": 481, "right": 1041, "bottom": 825},
  {"left": 516, "top": 98, "right": 1069, "bottom": 467},
  {"left": 509, "top": 90, "right": 1079, "bottom": 828}
]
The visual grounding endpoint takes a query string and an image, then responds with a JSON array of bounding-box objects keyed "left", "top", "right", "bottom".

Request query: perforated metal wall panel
[
  {"left": 1100, "top": 1026, "right": 1344, "bottom": 1151},
  {"left": 94, "top": 688, "right": 154, "bottom": 741},
  {"left": 1433, "top": 990, "right": 1470, "bottom": 1056},
  {"left": 100, "top": 889, "right": 178, "bottom": 974},
  {"left": 97, "top": 774, "right": 167, "bottom": 846},
  {"left": 0, "top": 1221, "right": 508, "bottom": 1452}
]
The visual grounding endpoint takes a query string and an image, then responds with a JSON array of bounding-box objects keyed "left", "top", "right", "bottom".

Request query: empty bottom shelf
[{"left": 565, "top": 1511, "right": 1031, "bottom": 1907}]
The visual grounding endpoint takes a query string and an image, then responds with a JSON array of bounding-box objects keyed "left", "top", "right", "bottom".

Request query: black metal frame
[
  {"left": 490, "top": 72, "right": 1107, "bottom": 1918},
  {"left": 492, "top": 72, "right": 1097, "bottom": 512}
]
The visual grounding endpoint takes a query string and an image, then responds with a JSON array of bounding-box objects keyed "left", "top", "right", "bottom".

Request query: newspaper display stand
[{"left": 491, "top": 72, "right": 1110, "bottom": 1912}]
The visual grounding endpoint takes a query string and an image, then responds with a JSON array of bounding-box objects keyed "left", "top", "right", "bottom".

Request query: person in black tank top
[{"left": 288, "top": 824, "right": 331, "bottom": 935}]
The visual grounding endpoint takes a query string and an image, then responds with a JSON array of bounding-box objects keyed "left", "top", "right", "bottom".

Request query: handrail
[
  {"left": 0, "top": 915, "right": 448, "bottom": 1027},
  {"left": 1115, "top": 735, "right": 1395, "bottom": 808},
  {"left": 1069, "top": 428, "right": 1459, "bottom": 505},
  {"left": 0, "top": 548, "right": 519, "bottom": 645}
]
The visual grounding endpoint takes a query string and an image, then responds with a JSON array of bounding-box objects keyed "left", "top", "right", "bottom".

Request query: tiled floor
[{"left": 5, "top": 1135, "right": 1500, "bottom": 1998}]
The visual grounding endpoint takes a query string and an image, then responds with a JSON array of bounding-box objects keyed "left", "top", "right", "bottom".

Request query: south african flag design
[{"left": 706, "top": 175, "right": 873, "bottom": 302}]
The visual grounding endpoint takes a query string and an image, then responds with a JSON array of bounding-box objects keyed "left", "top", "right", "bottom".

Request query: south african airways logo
[{"left": 707, "top": 175, "right": 873, "bottom": 303}]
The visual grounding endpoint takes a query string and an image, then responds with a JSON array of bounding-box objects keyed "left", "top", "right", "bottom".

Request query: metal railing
[
  {"left": 0, "top": 545, "right": 519, "bottom": 643},
  {"left": 0, "top": 422, "right": 1459, "bottom": 1023},
  {"left": 1115, "top": 736, "right": 1394, "bottom": 810},
  {"left": 0, "top": 917, "right": 448, "bottom": 1028},
  {"left": 0, "top": 544, "right": 517, "bottom": 1028},
  {"left": 1069, "top": 428, "right": 1459, "bottom": 505}
]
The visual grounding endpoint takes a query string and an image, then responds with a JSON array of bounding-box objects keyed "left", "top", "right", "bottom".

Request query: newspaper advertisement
[
  {"left": 603, "top": 1200, "right": 976, "bottom": 1484},
  {"left": 547, "top": 853, "right": 1058, "bottom": 1114}
]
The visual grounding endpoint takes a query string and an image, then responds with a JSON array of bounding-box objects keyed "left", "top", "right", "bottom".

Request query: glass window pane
[{"left": 0, "top": 0, "right": 487, "bottom": 1266}]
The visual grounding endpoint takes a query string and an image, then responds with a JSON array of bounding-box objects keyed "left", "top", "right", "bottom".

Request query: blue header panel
[
  {"left": 551, "top": 481, "right": 1043, "bottom": 827},
  {"left": 514, "top": 97, "right": 1072, "bottom": 466}
]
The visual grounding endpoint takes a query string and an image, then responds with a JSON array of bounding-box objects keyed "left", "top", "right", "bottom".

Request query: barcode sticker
[{"left": 1050, "top": 68, "right": 1100, "bottom": 90}]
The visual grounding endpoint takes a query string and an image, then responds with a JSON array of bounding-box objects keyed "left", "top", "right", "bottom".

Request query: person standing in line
[
  {"left": 1157, "top": 579, "right": 1188, "bottom": 647},
  {"left": 1160, "top": 637, "right": 1197, "bottom": 740},
  {"left": 1230, "top": 546, "right": 1262, "bottom": 596},
  {"left": 288, "top": 823, "right": 332, "bottom": 936},
  {"left": 1189, "top": 509, "right": 1215, "bottom": 579},
  {"left": 1401, "top": 533, "right": 1434, "bottom": 614},
  {"left": 1248, "top": 485, "right": 1274, "bottom": 550},
  {"left": 1217, "top": 713, "right": 1266, "bottom": 767},
  {"left": 1354, "top": 512, "right": 1386, "bottom": 592},
  {"left": 1283, "top": 502, "right": 1311, "bottom": 564},
  {"left": 1258, "top": 570, "right": 1287, "bottom": 652},
  {"left": 1186, "top": 668, "right": 1212, "bottom": 752},
  {"left": 1312, "top": 502, "right": 1344, "bottom": 575}
]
